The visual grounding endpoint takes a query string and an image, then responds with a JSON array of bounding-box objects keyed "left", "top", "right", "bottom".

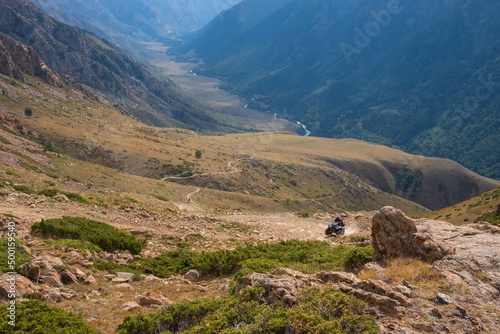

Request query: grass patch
[
  {"left": 151, "top": 194, "right": 168, "bottom": 202},
  {"left": 118, "top": 286, "right": 378, "bottom": 334},
  {"left": 0, "top": 300, "right": 98, "bottom": 333},
  {"left": 3, "top": 213, "right": 20, "bottom": 219},
  {"left": 43, "top": 180, "right": 56, "bottom": 186},
  {"left": 296, "top": 210, "right": 313, "bottom": 218},
  {"left": 5, "top": 170, "right": 19, "bottom": 177},
  {"left": 0, "top": 238, "right": 31, "bottom": 273},
  {"left": 0, "top": 136, "right": 11, "bottom": 144},
  {"left": 31, "top": 216, "right": 146, "bottom": 255},
  {"left": 12, "top": 185, "right": 36, "bottom": 194}
]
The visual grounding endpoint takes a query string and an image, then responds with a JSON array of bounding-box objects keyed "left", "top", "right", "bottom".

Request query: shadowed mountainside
[{"left": 178, "top": 0, "right": 500, "bottom": 180}]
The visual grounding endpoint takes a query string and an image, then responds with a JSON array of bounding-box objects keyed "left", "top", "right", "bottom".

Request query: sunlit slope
[{"left": 1, "top": 73, "right": 497, "bottom": 213}]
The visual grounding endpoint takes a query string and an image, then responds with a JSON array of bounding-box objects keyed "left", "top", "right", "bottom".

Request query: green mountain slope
[{"left": 178, "top": 0, "right": 500, "bottom": 179}]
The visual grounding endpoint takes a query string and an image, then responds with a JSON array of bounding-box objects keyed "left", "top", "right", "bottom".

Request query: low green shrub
[
  {"left": 12, "top": 185, "right": 36, "bottom": 194},
  {"left": 0, "top": 238, "right": 31, "bottom": 273},
  {"left": 128, "top": 240, "right": 372, "bottom": 280},
  {"left": 60, "top": 192, "right": 89, "bottom": 204},
  {"left": 297, "top": 210, "right": 313, "bottom": 218},
  {"left": 483, "top": 210, "right": 500, "bottom": 226},
  {"left": 31, "top": 216, "right": 146, "bottom": 255},
  {"left": 0, "top": 300, "right": 98, "bottom": 333},
  {"left": 118, "top": 286, "right": 378, "bottom": 334},
  {"left": 38, "top": 188, "right": 59, "bottom": 197},
  {"left": 5, "top": 170, "right": 19, "bottom": 177},
  {"left": 43, "top": 180, "right": 56, "bottom": 186}
]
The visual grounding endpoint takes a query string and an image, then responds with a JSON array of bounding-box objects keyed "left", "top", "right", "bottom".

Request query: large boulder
[
  {"left": 372, "top": 206, "right": 455, "bottom": 262},
  {"left": 0, "top": 274, "right": 40, "bottom": 299}
]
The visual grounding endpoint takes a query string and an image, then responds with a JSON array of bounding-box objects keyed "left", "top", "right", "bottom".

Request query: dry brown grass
[{"left": 358, "top": 258, "right": 448, "bottom": 299}]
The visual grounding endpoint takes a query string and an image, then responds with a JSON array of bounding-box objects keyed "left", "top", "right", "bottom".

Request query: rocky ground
[{"left": 0, "top": 190, "right": 499, "bottom": 333}]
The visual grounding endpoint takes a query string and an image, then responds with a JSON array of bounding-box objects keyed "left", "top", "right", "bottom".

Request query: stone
[
  {"left": 74, "top": 268, "right": 87, "bottom": 282},
  {"left": 81, "top": 261, "right": 94, "bottom": 268},
  {"left": 84, "top": 275, "right": 97, "bottom": 285},
  {"left": 61, "top": 270, "right": 78, "bottom": 284},
  {"left": 139, "top": 292, "right": 172, "bottom": 307},
  {"left": 114, "top": 283, "right": 133, "bottom": 290},
  {"left": 121, "top": 302, "right": 141, "bottom": 311},
  {"left": 436, "top": 292, "right": 456, "bottom": 305},
  {"left": 0, "top": 274, "right": 40, "bottom": 298},
  {"left": 184, "top": 269, "right": 200, "bottom": 281},
  {"left": 41, "top": 272, "right": 64, "bottom": 287},
  {"left": 112, "top": 278, "right": 129, "bottom": 284},
  {"left": 372, "top": 206, "right": 455, "bottom": 262},
  {"left": 116, "top": 272, "right": 135, "bottom": 282}
]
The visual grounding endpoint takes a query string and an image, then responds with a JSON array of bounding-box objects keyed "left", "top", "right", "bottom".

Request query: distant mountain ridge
[
  {"left": 30, "top": 0, "right": 242, "bottom": 47},
  {"left": 178, "top": 0, "right": 500, "bottom": 180},
  {"left": 0, "top": 0, "right": 240, "bottom": 132}
]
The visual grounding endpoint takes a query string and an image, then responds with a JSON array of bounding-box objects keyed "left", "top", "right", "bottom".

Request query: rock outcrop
[
  {"left": 372, "top": 206, "right": 455, "bottom": 261},
  {"left": 0, "top": 32, "right": 61, "bottom": 86}
]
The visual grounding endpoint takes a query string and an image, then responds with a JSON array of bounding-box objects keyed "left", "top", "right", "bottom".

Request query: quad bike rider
[{"left": 325, "top": 215, "right": 345, "bottom": 236}]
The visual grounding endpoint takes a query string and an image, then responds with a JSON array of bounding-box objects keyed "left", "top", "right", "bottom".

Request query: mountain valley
[{"left": 0, "top": 1, "right": 499, "bottom": 333}]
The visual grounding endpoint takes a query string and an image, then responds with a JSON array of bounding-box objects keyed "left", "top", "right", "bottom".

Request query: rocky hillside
[
  {"left": 0, "top": 32, "right": 60, "bottom": 87},
  {"left": 0, "top": 0, "right": 239, "bottom": 133},
  {"left": 1, "top": 201, "right": 499, "bottom": 333}
]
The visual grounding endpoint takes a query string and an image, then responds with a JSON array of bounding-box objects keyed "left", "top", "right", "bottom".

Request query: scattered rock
[
  {"left": 0, "top": 274, "right": 40, "bottom": 299},
  {"left": 116, "top": 272, "right": 135, "bottom": 282},
  {"left": 121, "top": 302, "right": 141, "bottom": 311},
  {"left": 84, "top": 275, "right": 97, "bottom": 285},
  {"left": 81, "top": 261, "right": 93, "bottom": 268},
  {"left": 73, "top": 268, "right": 87, "bottom": 282},
  {"left": 436, "top": 292, "right": 456, "bottom": 305},
  {"left": 139, "top": 292, "right": 172, "bottom": 308},
  {"left": 60, "top": 270, "right": 78, "bottom": 284},
  {"left": 41, "top": 272, "right": 63, "bottom": 287},
  {"left": 184, "top": 269, "right": 200, "bottom": 281}
]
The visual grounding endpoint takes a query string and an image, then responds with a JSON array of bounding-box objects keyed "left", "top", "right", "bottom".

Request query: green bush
[
  {"left": 297, "top": 210, "right": 314, "bottom": 218},
  {"left": 43, "top": 180, "right": 56, "bottom": 186},
  {"left": 128, "top": 240, "right": 372, "bottom": 279},
  {"left": 60, "top": 192, "right": 89, "bottom": 204},
  {"left": 5, "top": 170, "right": 19, "bottom": 177},
  {"left": 0, "top": 300, "right": 98, "bottom": 333},
  {"left": 0, "top": 238, "right": 31, "bottom": 273},
  {"left": 483, "top": 210, "right": 500, "bottom": 226},
  {"left": 31, "top": 217, "right": 146, "bottom": 255},
  {"left": 38, "top": 188, "right": 59, "bottom": 197},
  {"left": 118, "top": 286, "right": 378, "bottom": 334},
  {"left": 13, "top": 185, "right": 36, "bottom": 194}
]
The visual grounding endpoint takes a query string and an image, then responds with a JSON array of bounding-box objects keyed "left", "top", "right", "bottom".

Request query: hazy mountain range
[
  {"left": 177, "top": 0, "right": 500, "bottom": 180},
  {"left": 30, "top": 0, "right": 241, "bottom": 58}
]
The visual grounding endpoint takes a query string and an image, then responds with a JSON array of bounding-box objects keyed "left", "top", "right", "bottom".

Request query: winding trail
[
  {"left": 187, "top": 187, "right": 201, "bottom": 202},
  {"left": 162, "top": 159, "right": 241, "bottom": 181}
]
